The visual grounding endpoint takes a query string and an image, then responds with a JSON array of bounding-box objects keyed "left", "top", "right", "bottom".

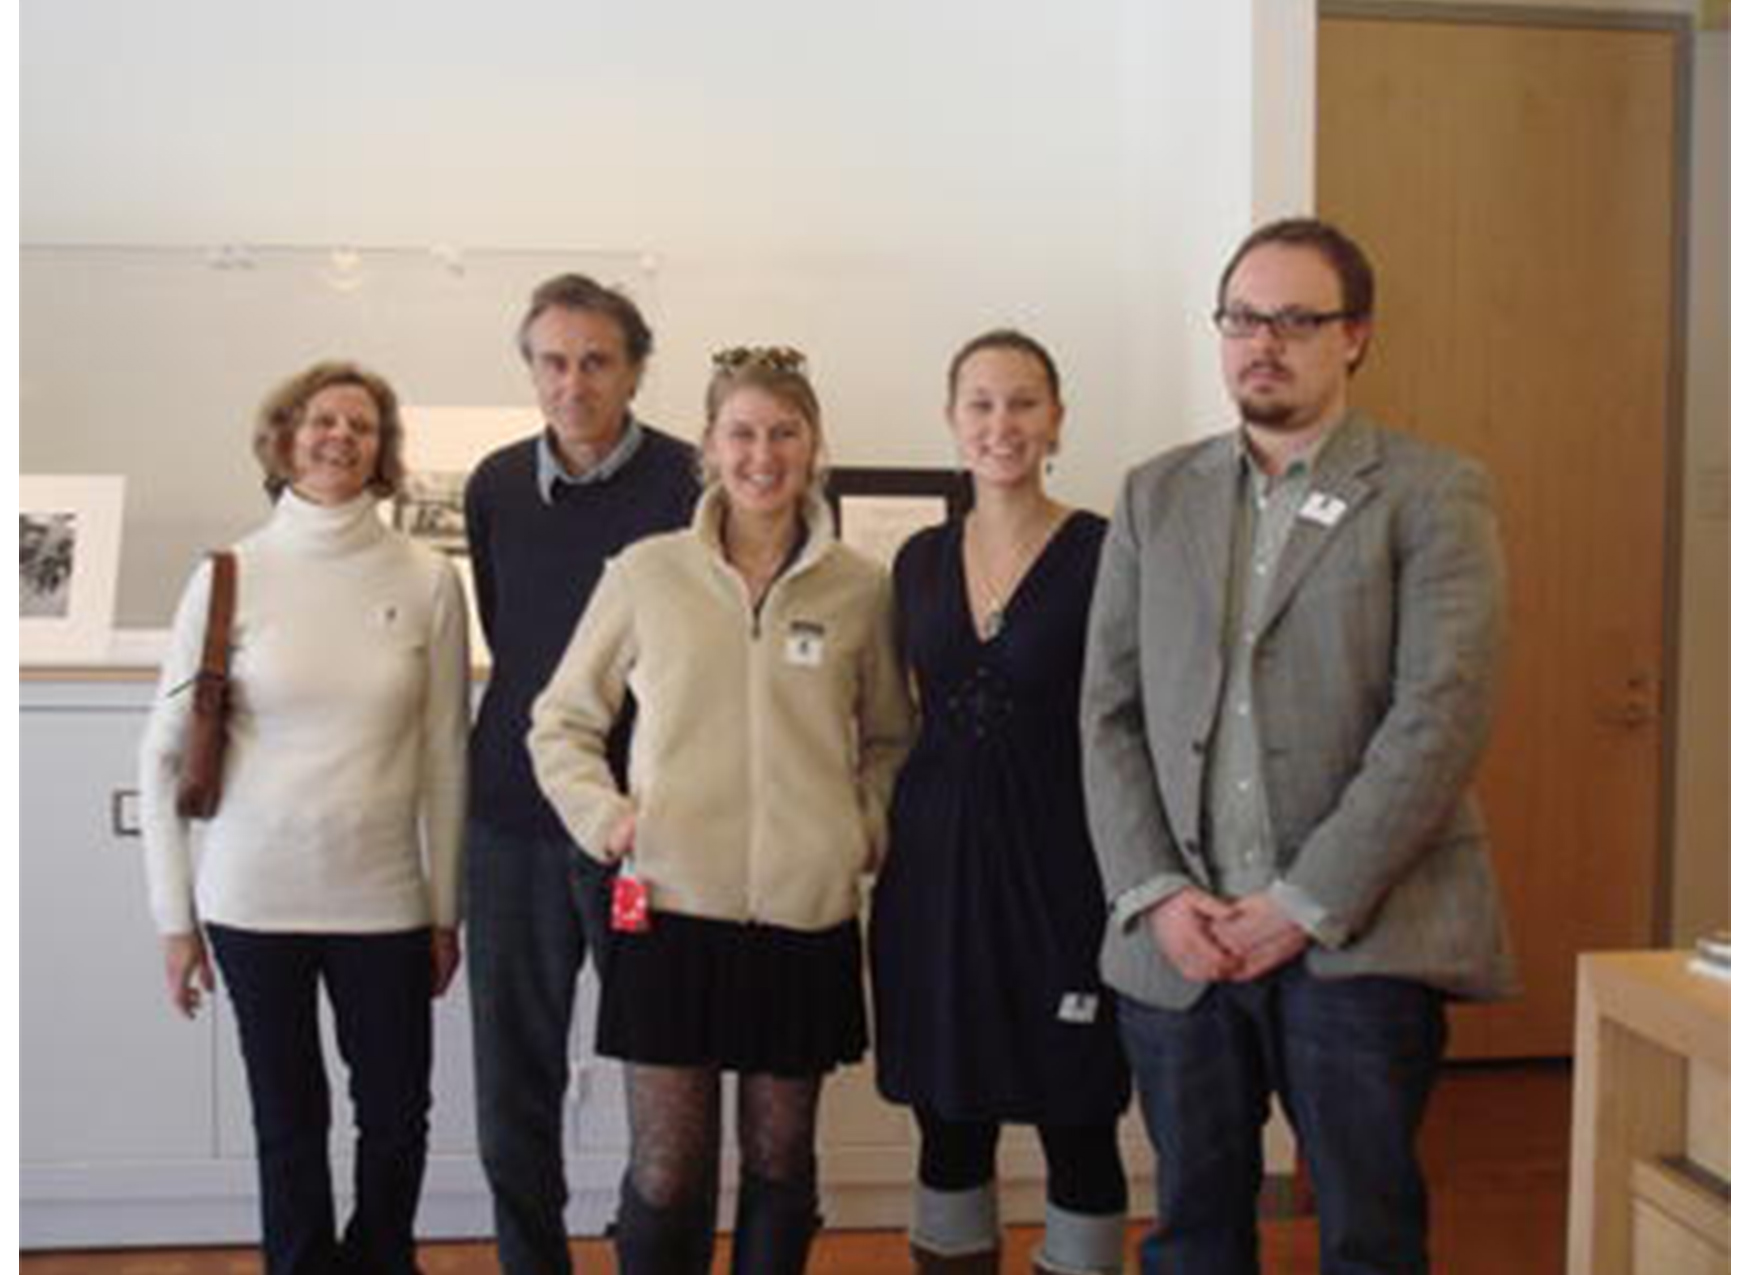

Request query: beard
[
  {"left": 1235, "top": 379, "right": 1316, "bottom": 430},
  {"left": 1232, "top": 359, "right": 1301, "bottom": 429},
  {"left": 1238, "top": 395, "right": 1298, "bottom": 429}
]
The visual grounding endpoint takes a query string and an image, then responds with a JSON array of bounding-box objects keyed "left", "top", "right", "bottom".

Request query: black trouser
[{"left": 209, "top": 924, "right": 433, "bottom": 1275}]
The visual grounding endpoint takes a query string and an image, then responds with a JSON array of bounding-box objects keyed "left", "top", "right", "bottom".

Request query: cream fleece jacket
[
  {"left": 138, "top": 491, "right": 470, "bottom": 935},
  {"left": 529, "top": 488, "right": 914, "bottom": 931}
]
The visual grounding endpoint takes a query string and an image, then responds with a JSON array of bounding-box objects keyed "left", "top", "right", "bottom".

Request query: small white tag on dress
[{"left": 1058, "top": 992, "right": 1100, "bottom": 1024}]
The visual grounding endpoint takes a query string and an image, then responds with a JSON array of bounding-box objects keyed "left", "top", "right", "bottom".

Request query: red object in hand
[{"left": 611, "top": 871, "right": 651, "bottom": 933}]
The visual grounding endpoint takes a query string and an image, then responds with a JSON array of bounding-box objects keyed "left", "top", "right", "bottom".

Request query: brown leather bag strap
[{"left": 198, "top": 551, "right": 237, "bottom": 677}]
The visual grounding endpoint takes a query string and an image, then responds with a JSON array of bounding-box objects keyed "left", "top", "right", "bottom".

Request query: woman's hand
[
  {"left": 604, "top": 811, "right": 638, "bottom": 862},
  {"left": 163, "top": 932, "right": 214, "bottom": 1019},
  {"left": 430, "top": 926, "right": 461, "bottom": 998}
]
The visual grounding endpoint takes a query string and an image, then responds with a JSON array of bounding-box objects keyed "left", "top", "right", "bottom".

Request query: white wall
[{"left": 22, "top": 0, "right": 1316, "bottom": 623}]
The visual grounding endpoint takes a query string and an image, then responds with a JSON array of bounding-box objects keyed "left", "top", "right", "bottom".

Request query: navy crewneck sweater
[{"left": 465, "top": 426, "right": 699, "bottom": 840}]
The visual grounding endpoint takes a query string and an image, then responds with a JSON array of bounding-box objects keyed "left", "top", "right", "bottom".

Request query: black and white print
[
  {"left": 20, "top": 512, "right": 77, "bottom": 618},
  {"left": 393, "top": 471, "right": 467, "bottom": 555}
]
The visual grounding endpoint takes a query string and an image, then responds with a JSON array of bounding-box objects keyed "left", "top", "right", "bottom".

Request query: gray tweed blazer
[{"left": 1081, "top": 413, "right": 1517, "bottom": 1010}]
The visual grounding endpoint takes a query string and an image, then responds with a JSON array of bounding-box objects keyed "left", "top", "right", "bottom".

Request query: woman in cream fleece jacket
[
  {"left": 139, "top": 362, "right": 468, "bottom": 1275},
  {"left": 530, "top": 347, "right": 913, "bottom": 1275}
]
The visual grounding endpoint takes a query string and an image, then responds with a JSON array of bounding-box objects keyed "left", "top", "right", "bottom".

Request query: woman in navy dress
[{"left": 872, "top": 330, "right": 1129, "bottom": 1274}]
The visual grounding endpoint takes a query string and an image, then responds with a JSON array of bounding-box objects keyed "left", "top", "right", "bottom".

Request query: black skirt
[{"left": 596, "top": 910, "right": 868, "bottom": 1077}]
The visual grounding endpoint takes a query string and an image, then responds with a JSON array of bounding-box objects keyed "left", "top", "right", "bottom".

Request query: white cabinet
[{"left": 20, "top": 679, "right": 238, "bottom": 1244}]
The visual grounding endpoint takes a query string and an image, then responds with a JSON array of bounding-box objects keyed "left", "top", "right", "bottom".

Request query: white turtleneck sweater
[{"left": 139, "top": 491, "right": 470, "bottom": 936}]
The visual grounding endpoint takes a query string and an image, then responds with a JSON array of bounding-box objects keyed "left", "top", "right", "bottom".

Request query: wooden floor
[{"left": 21, "top": 1062, "right": 1571, "bottom": 1274}]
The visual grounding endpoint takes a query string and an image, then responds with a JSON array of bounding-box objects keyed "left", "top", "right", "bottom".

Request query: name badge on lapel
[
  {"left": 784, "top": 620, "right": 826, "bottom": 668},
  {"left": 1298, "top": 492, "right": 1348, "bottom": 528}
]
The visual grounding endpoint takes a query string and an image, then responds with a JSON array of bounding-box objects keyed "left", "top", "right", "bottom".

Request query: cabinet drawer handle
[{"left": 111, "top": 789, "right": 141, "bottom": 837}]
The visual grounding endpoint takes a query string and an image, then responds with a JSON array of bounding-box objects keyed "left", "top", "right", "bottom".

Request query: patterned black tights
[{"left": 624, "top": 1064, "right": 823, "bottom": 1208}]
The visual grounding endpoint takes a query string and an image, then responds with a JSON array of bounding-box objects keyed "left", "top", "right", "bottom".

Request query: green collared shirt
[
  {"left": 1202, "top": 423, "right": 1348, "bottom": 943},
  {"left": 1204, "top": 435, "right": 1317, "bottom": 895}
]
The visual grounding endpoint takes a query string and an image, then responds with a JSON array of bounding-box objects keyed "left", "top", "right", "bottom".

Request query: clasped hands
[{"left": 1147, "top": 886, "right": 1310, "bottom": 984}]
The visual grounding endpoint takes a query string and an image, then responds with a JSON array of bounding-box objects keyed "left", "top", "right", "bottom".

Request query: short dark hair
[
  {"left": 946, "top": 328, "right": 1062, "bottom": 405},
  {"left": 1217, "top": 217, "right": 1376, "bottom": 321},
  {"left": 516, "top": 273, "right": 653, "bottom": 366},
  {"left": 252, "top": 361, "right": 405, "bottom": 502}
]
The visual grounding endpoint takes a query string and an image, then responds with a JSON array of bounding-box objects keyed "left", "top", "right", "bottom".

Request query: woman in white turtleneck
[{"left": 138, "top": 362, "right": 469, "bottom": 1275}]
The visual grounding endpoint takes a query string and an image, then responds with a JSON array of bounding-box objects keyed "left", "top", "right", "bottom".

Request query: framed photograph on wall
[
  {"left": 20, "top": 474, "right": 127, "bottom": 665},
  {"left": 393, "top": 470, "right": 469, "bottom": 555},
  {"left": 391, "top": 405, "right": 541, "bottom": 556},
  {"left": 826, "top": 467, "right": 971, "bottom": 568},
  {"left": 388, "top": 405, "right": 546, "bottom": 666}
]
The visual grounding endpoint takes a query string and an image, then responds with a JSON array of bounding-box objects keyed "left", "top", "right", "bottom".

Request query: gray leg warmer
[
  {"left": 1033, "top": 1201, "right": 1127, "bottom": 1274},
  {"left": 912, "top": 1181, "right": 1000, "bottom": 1257}
]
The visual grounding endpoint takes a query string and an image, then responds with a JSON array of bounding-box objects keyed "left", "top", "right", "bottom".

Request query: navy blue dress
[{"left": 871, "top": 511, "right": 1130, "bottom": 1124}]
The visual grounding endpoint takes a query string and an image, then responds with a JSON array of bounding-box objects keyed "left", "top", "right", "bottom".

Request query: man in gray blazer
[{"left": 1082, "top": 218, "right": 1514, "bottom": 1275}]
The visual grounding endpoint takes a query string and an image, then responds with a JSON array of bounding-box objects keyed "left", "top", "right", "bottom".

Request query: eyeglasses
[{"left": 1213, "top": 307, "right": 1354, "bottom": 342}]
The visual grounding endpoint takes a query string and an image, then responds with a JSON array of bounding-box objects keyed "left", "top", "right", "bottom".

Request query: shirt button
[{"left": 1238, "top": 702, "right": 1250, "bottom": 717}]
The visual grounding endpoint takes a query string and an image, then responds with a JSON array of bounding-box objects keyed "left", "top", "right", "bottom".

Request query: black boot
[
  {"left": 613, "top": 1179, "right": 717, "bottom": 1275},
  {"left": 728, "top": 1170, "right": 820, "bottom": 1275}
]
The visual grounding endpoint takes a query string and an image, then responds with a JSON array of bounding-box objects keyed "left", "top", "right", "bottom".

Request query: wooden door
[{"left": 1316, "top": 15, "right": 1679, "bottom": 1057}]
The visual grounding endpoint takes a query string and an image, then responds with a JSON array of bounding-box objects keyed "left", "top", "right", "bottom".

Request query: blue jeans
[
  {"left": 208, "top": 924, "right": 433, "bottom": 1275},
  {"left": 1119, "top": 962, "right": 1447, "bottom": 1275},
  {"left": 465, "top": 820, "right": 609, "bottom": 1275}
]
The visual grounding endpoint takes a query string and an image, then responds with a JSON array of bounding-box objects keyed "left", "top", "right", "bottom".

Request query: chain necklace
[{"left": 963, "top": 505, "right": 1066, "bottom": 640}]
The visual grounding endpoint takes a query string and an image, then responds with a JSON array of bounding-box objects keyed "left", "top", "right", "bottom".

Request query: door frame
[{"left": 1316, "top": 0, "right": 1695, "bottom": 946}]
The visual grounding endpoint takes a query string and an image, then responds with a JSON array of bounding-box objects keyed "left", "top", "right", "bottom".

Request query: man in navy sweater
[{"left": 465, "top": 274, "right": 699, "bottom": 1275}]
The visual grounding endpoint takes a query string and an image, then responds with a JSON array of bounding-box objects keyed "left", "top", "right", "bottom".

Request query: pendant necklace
[{"left": 965, "top": 507, "right": 1064, "bottom": 641}]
